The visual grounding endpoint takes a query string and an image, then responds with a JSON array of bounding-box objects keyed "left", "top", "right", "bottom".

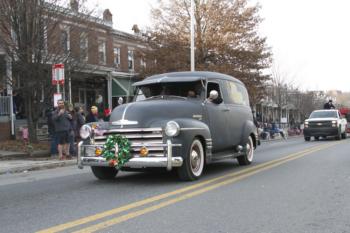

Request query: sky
[{"left": 91, "top": 0, "right": 350, "bottom": 92}]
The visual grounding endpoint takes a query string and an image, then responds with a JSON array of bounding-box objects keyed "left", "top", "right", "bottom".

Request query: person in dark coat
[
  {"left": 86, "top": 106, "right": 100, "bottom": 123},
  {"left": 52, "top": 100, "right": 72, "bottom": 160},
  {"left": 46, "top": 107, "right": 58, "bottom": 156},
  {"left": 74, "top": 106, "right": 85, "bottom": 139},
  {"left": 67, "top": 104, "right": 76, "bottom": 157},
  {"left": 324, "top": 99, "right": 335, "bottom": 109}
]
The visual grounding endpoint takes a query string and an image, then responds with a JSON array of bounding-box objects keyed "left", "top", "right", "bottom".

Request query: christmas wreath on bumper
[{"left": 102, "top": 135, "right": 131, "bottom": 169}]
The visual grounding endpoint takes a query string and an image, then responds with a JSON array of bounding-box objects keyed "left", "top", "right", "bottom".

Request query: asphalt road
[{"left": 0, "top": 137, "right": 349, "bottom": 233}]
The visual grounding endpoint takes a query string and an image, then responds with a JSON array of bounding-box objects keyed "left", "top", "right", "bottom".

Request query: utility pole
[
  {"left": 6, "top": 56, "right": 15, "bottom": 138},
  {"left": 190, "top": 0, "right": 195, "bottom": 71}
]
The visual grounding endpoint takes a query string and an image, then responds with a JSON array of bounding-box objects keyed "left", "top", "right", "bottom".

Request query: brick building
[
  {"left": 63, "top": 7, "right": 148, "bottom": 111},
  {"left": 0, "top": 1, "right": 148, "bottom": 112},
  {"left": 0, "top": 1, "right": 148, "bottom": 140}
]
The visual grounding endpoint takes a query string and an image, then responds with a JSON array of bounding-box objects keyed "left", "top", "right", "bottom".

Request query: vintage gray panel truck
[{"left": 77, "top": 71, "right": 258, "bottom": 181}]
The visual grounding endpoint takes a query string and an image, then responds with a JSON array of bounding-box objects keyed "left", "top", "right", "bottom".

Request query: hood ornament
[{"left": 112, "top": 119, "right": 138, "bottom": 126}]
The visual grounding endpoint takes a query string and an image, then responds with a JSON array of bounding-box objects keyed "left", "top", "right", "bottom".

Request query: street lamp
[{"left": 190, "top": 0, "right": 195, "bottom": 71}]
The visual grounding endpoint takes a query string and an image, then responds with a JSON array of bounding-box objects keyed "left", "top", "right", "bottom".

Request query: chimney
[
  {"left": 103, "top": 9, "right": 113, "bottom": 25},
  {"left": 132, "top": 24, "right": 140, "bottom": 34},
  {"left": 70, "top": 0, "right": 78, "bottom": 12}
]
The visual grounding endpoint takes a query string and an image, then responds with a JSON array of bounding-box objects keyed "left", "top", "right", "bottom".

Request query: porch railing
[{"left": 0, "top": 96, "right": 11, "bottom": 116}]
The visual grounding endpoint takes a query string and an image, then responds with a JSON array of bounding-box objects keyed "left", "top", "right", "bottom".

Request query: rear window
[{"left": 309, "top": 111, "right": 338, "bottom": 118}]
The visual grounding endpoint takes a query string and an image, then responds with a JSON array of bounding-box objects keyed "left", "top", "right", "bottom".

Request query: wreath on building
[{"left": 102, "top": 135, "right": 131, "bottom": 169}]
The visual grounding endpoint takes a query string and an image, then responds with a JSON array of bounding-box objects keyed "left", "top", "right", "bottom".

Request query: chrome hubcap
[
  {"left": 190, "top": 148, "right": 200, "bottom": 172},
  {"left": 246, "top": 138, "right": 253, "bottom": 162}
]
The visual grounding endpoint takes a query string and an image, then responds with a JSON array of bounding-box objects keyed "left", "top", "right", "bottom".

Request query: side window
[
  {"left": 236, "top": 83, "right": 250, "bottom": 106},
  {"left": 225, "top": 81, "right": 250, "bottom": 106},
  {"left": 223, "top": 81, "right": 235, "bottom": 104},
  {"left": 207, "top": 82, "right": 223, "bottom": 102}
]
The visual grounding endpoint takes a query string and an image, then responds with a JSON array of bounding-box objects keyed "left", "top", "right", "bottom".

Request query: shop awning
[{"left": 112, "top": 78, "right": 135, "bottom": 97}]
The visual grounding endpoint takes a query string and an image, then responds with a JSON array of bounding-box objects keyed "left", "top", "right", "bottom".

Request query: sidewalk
[{"left": 0, "top": 150, "right": 77, "bottom": 175}]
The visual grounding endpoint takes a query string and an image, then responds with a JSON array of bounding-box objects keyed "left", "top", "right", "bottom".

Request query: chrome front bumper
[{"left": 77, "top": 140, "right": 182, "bottom": 171}]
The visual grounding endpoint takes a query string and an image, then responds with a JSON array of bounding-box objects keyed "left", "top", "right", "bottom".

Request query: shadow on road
[{"left": 85, "top": 159, "right": 243, "bottom": 186}]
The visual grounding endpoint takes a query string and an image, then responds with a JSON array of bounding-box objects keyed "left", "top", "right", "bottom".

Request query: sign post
[
  {"left": 6, "top": 56, "right": 15, "bottom": 138},
  {"left": 52, "top": 64, "right": 65, "bottom": 106}
]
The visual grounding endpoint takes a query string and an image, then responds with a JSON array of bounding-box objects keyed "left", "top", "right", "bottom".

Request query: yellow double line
[{"left": 38, "top": 141, "right": 341, "bottom": 233}]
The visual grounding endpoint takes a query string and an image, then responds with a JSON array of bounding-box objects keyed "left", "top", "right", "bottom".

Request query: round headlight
[
  {"left": 165, "top": 121, "right": 180, "bottom": 137},
  {"left": 80, "top": 124, "right": 92, "bottom": 139}
]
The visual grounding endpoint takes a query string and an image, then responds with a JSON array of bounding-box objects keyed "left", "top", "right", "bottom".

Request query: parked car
[
  {"left": 303, "top": 109, "right": 347, "bottom": 141},
  {"left": 77, "top": 71, "right": 259, "bottom": 181}
]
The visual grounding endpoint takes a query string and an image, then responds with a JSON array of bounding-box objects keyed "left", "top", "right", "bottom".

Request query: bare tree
[
  {"left": 268, "top": 65, "right": 303, "bottom": 125},
  {"left": 141, "top": 0, "right": 272, "bottom": 104},
  {"left": 0, "top": 0, "right": 98, "bottom": 142}
]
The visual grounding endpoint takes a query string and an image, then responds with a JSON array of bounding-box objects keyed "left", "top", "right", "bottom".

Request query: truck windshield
[
  {"left": 133, "top": 81, "right": 204, "bottom": 102},
  {"left": 309, "top": 111, "right": 338, "bottom": 118}
]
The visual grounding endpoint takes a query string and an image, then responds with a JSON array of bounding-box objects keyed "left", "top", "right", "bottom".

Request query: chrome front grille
[
  {"left": 309, "top": 121, "right": 332, "bottom": 128},
  {"left": 93, "top": 128, "right": 165, "bottom": 157}
]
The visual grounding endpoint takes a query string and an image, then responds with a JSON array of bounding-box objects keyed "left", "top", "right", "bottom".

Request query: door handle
[{"left": 222, "top": 108, "right": 230, "bottom": 112}]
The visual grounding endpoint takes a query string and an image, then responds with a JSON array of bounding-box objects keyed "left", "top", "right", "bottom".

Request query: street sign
[
  {"left": 52, "top": 63, "right": 65, "bottom": 85},
  {"left": 53, "top": 93, "right": 62, "bottom": 107}
]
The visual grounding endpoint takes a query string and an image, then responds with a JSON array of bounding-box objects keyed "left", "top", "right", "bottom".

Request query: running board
[{"left": 210, "top": 151, "right": 244, "bottom": 161}]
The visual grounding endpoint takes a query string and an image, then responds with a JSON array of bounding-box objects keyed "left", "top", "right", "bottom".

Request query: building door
[{"left": 79, "top": 88, "right": 96, "bottom": 112}]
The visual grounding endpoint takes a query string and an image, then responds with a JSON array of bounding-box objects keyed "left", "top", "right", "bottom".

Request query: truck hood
[
  {"left": 306, "top": 118, "right": 337, "bottom": 122},
  {"left": 109, "top": 99, "right": 203, "bottom": 128}
]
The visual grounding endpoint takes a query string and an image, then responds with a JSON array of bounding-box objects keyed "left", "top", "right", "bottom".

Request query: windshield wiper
[
  {"left": 166, "top": 95, "right": 187, "bottom": 100},
  {"left": 145, "top": 95, "right": 164, "bottom": 100},
  {"left": 145, "top": 95, "right": 186, "bottom": 100}
]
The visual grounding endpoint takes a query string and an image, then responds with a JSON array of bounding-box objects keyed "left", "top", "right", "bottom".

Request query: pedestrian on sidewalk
[
  {"left": 67, "top": 104, "right": 76, "bottom": 157},
  {"left": 103, "top": 106, "right": 111, "bottom": 122},
  {"left": 46, "top": 107, "right": 58, "bottom": 157},
  {"left": 52, "top": 99, "right": 72, "bottom": 160},
  {"left": 74, "top": 106, "right": 85, "bottom": 140},
  {"left": 86, "top": 106, "right": 100, "bottom": 123}
]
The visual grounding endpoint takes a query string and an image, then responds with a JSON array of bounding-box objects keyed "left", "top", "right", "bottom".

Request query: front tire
[
  {"left": 304, "top": 136, "right": 311, "bottom": 141},
  {"left": 177, "top": 138, "right": 205, "bottom": 181},
  {"left": 335, "top": 128, "right": 341, "bottom": 140},
  {"left": 237, "top": 136, "right": 254, "bottom": 166},
  {"left": 91, "top": 166, "right": 118, "bottom": 180}
]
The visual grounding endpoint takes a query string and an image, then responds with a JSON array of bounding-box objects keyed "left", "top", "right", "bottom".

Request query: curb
[
  {"left": 0, "top": 153, "right": 28, "bottom": 159},
  {"left": 0, "top": 160, "right": 77, "bottom": 175},
  {"left": 0, "top": 150, "right": 50, "bottom": 159}
]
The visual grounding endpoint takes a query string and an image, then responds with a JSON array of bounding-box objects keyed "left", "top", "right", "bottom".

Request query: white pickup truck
[{"left": 303, "top": 109, "right": 347, "bottom": 141}]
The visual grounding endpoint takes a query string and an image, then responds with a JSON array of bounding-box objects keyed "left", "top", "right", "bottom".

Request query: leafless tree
[
  {"left": 141, "top": 0, "right": 272, "bottom": 104},
  {"left": 0, "top": 0, "right": 98, "bottom": 142}
]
